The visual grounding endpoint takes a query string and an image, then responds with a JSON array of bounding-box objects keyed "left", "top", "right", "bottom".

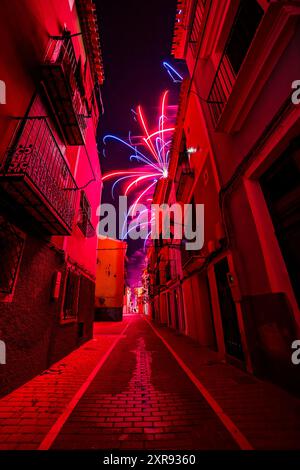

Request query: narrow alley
[
  {"left": 0, "top": 0, "right": 300, "bottom": 460},
  {"left": 1, "top": 314, "right": 300, "bottom": 451}
]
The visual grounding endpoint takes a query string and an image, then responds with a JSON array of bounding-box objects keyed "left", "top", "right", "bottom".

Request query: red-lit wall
[
  {"left": 0, "top": 0, "right": 103, "bottom": 395},
  {"left": 150, "top": 0, "right": 300, "bottom": 391}
]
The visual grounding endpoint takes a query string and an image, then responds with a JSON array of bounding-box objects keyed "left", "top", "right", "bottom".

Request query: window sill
[{"left": 60, "top": 318, "right": 77, "bottom": 325}]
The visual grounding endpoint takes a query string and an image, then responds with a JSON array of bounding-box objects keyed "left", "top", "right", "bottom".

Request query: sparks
[{"left": 163, "top": 61, "right": 183, "bottom": 83}]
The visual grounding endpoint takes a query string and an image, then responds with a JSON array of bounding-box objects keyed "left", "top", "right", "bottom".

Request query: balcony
[
  {"left": 207, "top": 0, "right": 264, "bottom": 128},
  {"left": 0, "top": 118, "right": 77, "bottom": 235},
  {"left": 172, "top": 0, "right": 209, "bottom": 58},
  {"left": 42, "top": 33, "right": 87, "bottom": 146}
]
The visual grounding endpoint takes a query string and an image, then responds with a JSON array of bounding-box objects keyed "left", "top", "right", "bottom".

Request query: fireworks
[
  {"left": 162, "top": 61, "right": 183, "bottom": 83},
  {"left": 102, "top": 90, "right": 176, "bottom": 246}
]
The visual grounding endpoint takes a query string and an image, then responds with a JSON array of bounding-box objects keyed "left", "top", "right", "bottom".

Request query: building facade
[
  {"left": 0, "top": 0, "right": 104, "bottom": 395},
  {"left": 149, "top": 0, "right": 300, "bottom": 390}
]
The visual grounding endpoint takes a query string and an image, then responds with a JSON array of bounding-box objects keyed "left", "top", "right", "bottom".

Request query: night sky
[{"left": 95, "top": 0, "right": 179, "bottom": 287}]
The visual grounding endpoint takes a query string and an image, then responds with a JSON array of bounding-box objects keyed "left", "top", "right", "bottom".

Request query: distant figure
[
  {"left": 0, "top": 80, "right": 6, "bottom": 104},
  {"left": 0, "top": 340, "right": 6, "bottom": 364}
]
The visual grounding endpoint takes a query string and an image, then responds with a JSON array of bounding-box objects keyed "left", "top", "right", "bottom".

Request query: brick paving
[
  {"left": 0, "top": 314, "right": 300, "bottom": 450},
  {"left": 152, "top": 323, "right": 300, "bottom": 450},
  {"left": 0, "top": 319, "right": 130, "bottom": 450},
  {"left": 51, "top": 320, "right": 237, "bottom": 450}
]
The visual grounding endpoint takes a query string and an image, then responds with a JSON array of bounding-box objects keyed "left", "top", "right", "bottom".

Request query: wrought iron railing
[
  {"left": 45, "top": 33, "right": 78, "bottom": 94},
  {"left": 207, "top": 52, "right": 236, "bottom": 127},
  {"left": 1, "top": 117, "right": 78, "bottom": 231},
  {"left": 189, "top": 0, "right": 207, "bottom": 56},
  {"left": 44, "top": 34, "right": 88, "bottom": 137},
  {"left": 207, "top": 0, "right": 264, "bottom": 127}
]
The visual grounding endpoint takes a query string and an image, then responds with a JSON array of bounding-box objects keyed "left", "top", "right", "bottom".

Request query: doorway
[{"left": 214, "top": 258, "right": 244, "bottom": 360}]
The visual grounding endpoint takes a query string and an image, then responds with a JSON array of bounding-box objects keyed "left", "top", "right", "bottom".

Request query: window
[
  {"left": 0, "top": 218, "right": 24, "bottom": 296},
  {"left": 225, "top": 0, "right": 264, "bottom": 75},
  {"left": 62, "top": 269, "right": 80, "bottom": 321},
  {"left": 260, "top": 139, "right": 300, "bottom": 307},
  {"left": 77, "top": 191, "right": 94, "bottom": 237},
  {"left": 214, "top": 257, "right": 244, "bottom": 360}
]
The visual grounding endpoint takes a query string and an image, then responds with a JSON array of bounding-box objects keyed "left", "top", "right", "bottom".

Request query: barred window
[
  {"left": 62, "top": 269, "right": 80, "bottom": 320},
  {"left": 0, "top": 218, "right": 24, "bottom": 295}
]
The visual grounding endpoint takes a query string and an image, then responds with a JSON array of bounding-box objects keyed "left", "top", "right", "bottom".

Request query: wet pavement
[
  {"left": 1, "top": 314, "right": 300, "bottom": 450},
  {"left": 52, "top": 317, "right": 237, "bottom": 449}
]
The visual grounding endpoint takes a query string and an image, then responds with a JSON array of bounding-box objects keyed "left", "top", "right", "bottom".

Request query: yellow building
[{"left": 95, "top": 237, "right": 127, "bottom": 321}]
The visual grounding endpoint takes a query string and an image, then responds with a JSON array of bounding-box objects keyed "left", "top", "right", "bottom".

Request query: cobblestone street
[{"left": 1, "top": 315, "right": 300, "bottom": 450}]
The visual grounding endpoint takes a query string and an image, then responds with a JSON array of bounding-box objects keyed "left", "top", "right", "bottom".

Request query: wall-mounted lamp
[{"left": 187, "top": 146, "right": 198, "bottom": 154}]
